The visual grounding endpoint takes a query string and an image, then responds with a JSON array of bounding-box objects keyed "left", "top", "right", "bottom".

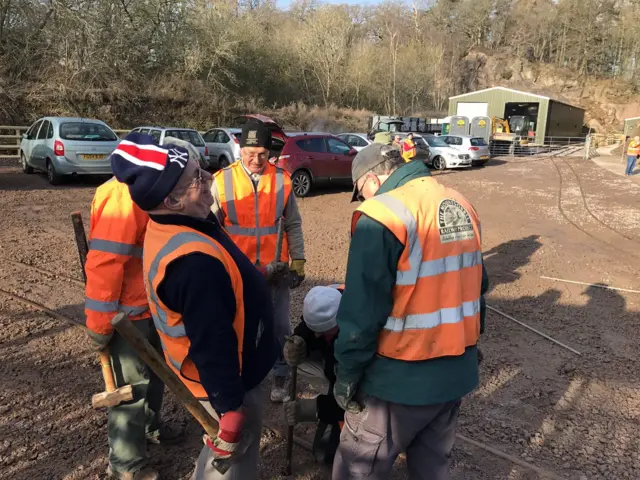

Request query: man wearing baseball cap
[
  {"left": 332, "top": 144, "right": 489, "bottom": 479},
  {"left": 211, "top": 120, "right": 306, "bottom": 403},
  {"left": 281, "top": 285, "right": 345, "bottom": 464},
  {"left": 111, "top": 132, "right": 278, "bottom": 479}
]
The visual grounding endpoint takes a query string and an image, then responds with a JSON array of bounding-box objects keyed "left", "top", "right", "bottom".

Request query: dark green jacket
[{"left": 334, "top": 161, "right": 489, "bottom": 406}]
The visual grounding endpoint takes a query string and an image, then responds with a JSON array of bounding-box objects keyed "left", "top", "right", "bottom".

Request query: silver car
[
  {"left": 422, "top": 135, "right": 472, "bottom": 170},
  {"left": 130, "top": 126, "right": 210, "bottom": 169},
  {"left": 20, "top": 117, "right": 120, "bottom": 185},
  {"left": 336, "top": 133, "right": 372, "bottom": 151},
  {"left": 441, "top": 135, "right": 491, "bottom": 166},
  {"left": 202, "top": 128, "right": 242, "bottom": 169}
]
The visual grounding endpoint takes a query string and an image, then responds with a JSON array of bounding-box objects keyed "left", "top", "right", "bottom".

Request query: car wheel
[
  {"left": 46, "top": 159, "right": 62, "bottom": 185},
  {"left": 291, "top": 170, "right": 312, "bottom": 197},
  {"left": 433, "top": 156, "right": 446, "bottom": 170},
  {"left": 219, "top": 156, "right": 230, "bottom": 169},
  {"left": 20, "top": 152, "right": 33, "bottom": 174}
]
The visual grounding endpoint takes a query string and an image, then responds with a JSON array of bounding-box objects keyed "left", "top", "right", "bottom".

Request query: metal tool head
[{"left": 91, "top": 384, "right": 134, "bottom": 408}]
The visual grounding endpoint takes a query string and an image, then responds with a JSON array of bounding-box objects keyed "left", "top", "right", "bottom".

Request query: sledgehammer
[{"left": 70, "top": 212, "right": 134, "bottom": 409}]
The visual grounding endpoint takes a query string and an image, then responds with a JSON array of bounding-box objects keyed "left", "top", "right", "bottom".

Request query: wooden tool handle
[
  {"left": 99, "top": 349, "right": 117, "bottom": 392},
  {"left": 274, "top": 216, "right": 284, "bottom": 263},
  {"left": 71, "top": 212, "right": 89, "bottom": 283},
  {"left": 111, "top": 312, "right": 220, "bottom": 437},
  {"left": 284, "top": 367, "right": 298, "bottom": 475}
]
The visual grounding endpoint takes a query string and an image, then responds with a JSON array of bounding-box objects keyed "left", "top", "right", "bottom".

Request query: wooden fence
[{"left": 0, "top": 126, "right": 131, "bottom": 160}]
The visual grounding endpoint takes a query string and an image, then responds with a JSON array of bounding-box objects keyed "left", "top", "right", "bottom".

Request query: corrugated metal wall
[
  {"left": 448, "top": 89, "right": 549, "bottom": 143},
  {"left": 546, "top": 101, "right": 585, "bottom": 138}
]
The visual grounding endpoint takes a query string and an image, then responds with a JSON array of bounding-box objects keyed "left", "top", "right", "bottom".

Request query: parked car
[
  {"left": 129, "top": 126, "right": 210, "bottom": 169},
  {"left": 271, "top": 134, "right": 357, "bottom": 197},
  {"left": 422, "top": 135, "right": 472, "bottom": 170},
  {"left": 336, "top": 133, "right": 372, "bottom": 151},
  {"left": 441, "top": 135, "right": 491, "bottom": 166},
  {"left": 202, "top": 127, "right": 241, "bottom": 169},
  {"left": 20, "top": 117, "right": 120, "bottom": 185}
]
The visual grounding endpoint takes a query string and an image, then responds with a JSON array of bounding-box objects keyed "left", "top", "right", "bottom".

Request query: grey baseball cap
[{"left": 351, "top": 143, "right": 402, "bottom": 202}]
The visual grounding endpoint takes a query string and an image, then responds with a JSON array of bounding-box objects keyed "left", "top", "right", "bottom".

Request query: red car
[{"left": 272, "top": 134, "right": 357, "bottom": 197}]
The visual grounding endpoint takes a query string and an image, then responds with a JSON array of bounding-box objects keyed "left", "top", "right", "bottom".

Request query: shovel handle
[{"left": 284, "top": 367, "right": 298, "bottom": 475}]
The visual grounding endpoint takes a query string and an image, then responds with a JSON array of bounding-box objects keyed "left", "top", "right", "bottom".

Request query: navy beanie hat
[{"left": 110, "top": 132, "right": 190, "bottom": 211}]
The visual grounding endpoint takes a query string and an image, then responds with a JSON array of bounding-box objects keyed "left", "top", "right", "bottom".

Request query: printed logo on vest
[{"left": 438, "top": 199, "right": 475, "bottom": 243}]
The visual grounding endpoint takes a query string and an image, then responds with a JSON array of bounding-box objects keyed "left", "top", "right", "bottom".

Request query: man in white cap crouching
[{"left": 282, "top": 285, "right": 345, "bottom": 464}]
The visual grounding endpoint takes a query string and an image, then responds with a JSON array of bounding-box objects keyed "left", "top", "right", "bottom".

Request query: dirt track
[{"left": 1, "top": 156, "right": 640, "bottom": 479}]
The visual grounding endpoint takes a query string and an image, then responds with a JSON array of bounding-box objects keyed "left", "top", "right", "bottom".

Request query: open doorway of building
[{"left": 504, "top": 102, "right": 539, "bottom": 138}]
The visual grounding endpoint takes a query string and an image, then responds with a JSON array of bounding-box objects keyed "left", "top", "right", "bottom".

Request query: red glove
[{"left": 204, "top": 411, "right": 245, "bottom": 460}]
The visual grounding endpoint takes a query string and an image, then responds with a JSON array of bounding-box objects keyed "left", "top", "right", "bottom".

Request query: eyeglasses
[
  {"left": 244, "top": 152, "right": 268, "bottom": 161},
  {"left": 188, "top": 167, "right": 211, "bottom": 190}
]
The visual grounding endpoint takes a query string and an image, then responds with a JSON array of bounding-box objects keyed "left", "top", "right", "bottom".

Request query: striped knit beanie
[{"left": 110, "top": 132, "right": 190, "bottom": 211}]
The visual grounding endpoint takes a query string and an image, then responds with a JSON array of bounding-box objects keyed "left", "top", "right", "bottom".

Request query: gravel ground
[{"left": 1, "top": 156, "right": 639, "bottom": 479}]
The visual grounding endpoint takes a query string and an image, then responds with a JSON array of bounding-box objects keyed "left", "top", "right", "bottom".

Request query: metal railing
[{"left": 490, "top": 136, "right": 587, "bottom": 157}]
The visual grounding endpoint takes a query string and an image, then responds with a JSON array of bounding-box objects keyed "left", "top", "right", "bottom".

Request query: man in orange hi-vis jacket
[
  {"left": 401, "top": 132, "right": 417, "bottom": 162},
  {"left": 85, "top": 133, "right": 182, "bottom": 480}
]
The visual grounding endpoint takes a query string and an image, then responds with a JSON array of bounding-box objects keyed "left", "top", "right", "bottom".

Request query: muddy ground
[{"left": 1, "top": 156, "right": 639, "bottom": 479}]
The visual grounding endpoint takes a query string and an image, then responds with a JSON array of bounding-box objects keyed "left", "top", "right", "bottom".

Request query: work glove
[
  {"left": 87, "top": 329, "right": 113, "bottom": 351},
  {"left": 289, "top": 259, "right": 306, "bottom": 289},
  {"left": 283, "top": 335, "right": 307, "bottom": 367},
  {"left": 333, "top": 378, "right": 362, "bottom": 414},
  {"left": 257, "top": 261, "right": 289, "bottom": 284},
  {"left": 203, "top": 410, "right": 245, "bottom": 460},
  {"left": 282, "top": 397, "right": 318, "bottom": 427}
]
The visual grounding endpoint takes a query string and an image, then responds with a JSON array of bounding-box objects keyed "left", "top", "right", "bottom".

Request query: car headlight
[{"left": 446, "top": 153, "right": 457, "bottom": 158}]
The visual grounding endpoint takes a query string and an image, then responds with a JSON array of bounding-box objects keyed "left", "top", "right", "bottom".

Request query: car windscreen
[
  {"left": 471, "top": 138, "right": 488, "bottom": 146},
  {"left": 425, "top": 137, "right": 449, "bottom": 148},
  {"left": 167, "top": 130, "right": 205, "bottom": 147},
  {"left": 60, "top": 122, "right": 118, "bottom": 141}
]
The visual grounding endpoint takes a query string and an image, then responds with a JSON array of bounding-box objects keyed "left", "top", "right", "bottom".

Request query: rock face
[{"left": 459, "top": 49, "right": 640, "bottom": 133}]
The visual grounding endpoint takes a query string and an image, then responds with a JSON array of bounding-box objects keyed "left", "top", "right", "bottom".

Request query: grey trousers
[
  {"left": 190, "top": 382, "right": 266, "bottom": 480},
  {"left": 332, "top": 395, "right": 461, "bottom": 480},
  {"left": 272, "top": 283, "right": 291, "bottom": 378},
  {"left": 108, "top": 318, "right": 165, "bottom": 473}
]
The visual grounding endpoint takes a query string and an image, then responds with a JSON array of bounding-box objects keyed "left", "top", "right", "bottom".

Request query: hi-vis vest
[
  {"left": 143, "top": 220, "right": 245, "bottom": 398},
  {"left": 402, "top": 138, "right": 417, "bottom": 162},
  {"left": 628, "top": 140, "right": 640, "bottom": 156},
  {"left": 85, "top": 178, "right": 150, "bottom": 335},
  {"left": 214, "top": 162, "right": 292, "bottom": 265},
  {"left": 352, "top": 176, "right": 482, "bottom": 362}
]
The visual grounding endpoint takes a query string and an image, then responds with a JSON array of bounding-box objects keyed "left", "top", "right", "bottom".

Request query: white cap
[{"left": 302, "top": 286, "right": 342, "bottom": 333}]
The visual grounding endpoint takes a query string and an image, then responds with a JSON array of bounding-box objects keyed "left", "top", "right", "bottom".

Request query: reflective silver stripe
[
  {"left": 89, "top": 239, "right": 143, "bottom": 258},
  {"left": 254, "top": 178, "right": 261, "bottom": 264},
  {"left": 147, "top": 231, "right": 224, "bottom": 338},
  {"left": 416, "top": 250, "right": 483, "bottom": 278},
  {"left": 275, "top": 168, "right": 285, "bottom": 220},
  {"left": 121, "top": 304, "right": 149, "bottom": 316},
  {"left": 383, "top": 299, "right": 480, "bottom": 332},
  {"left": 225, "top": 225, "right": 278, "bottom": 236},
  {"left": 159, "top": 337, "right": 183, "bottom": 371},
  {"left": 371, "top": 194, "right": 422, "bottom": 286},
  {"left": 223, "top": 168, "right": 239, "bottom": 225},
  {"left": 85, "top": 298, "right": 119, "bottom": 312}
]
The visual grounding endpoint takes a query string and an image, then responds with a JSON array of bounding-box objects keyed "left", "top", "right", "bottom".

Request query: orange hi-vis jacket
[
  {"left": 352, "top": 176, "right": 483, "bottom": 362},
  {"left": 143, "top": 220, "right": 245, "bottom": 399},
  {"left": 401, "top": 138, "right": 417, "bottom": 162},
  {"left": 213, "top": 162, "right": 292, "bottom": 265},
  {"left": 628, "top": 140, "right": 640, "bottom": 156},
  {"left": 85, "top": 178, "right": 150, "bottom": 335}
]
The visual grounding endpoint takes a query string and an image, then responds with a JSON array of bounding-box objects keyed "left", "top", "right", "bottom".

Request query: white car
[
  {"left": 336, "top": 133, "right": 372, "bottom": 151},
  {"left": 422, "top": 135, "right": 472, "bottom": 170},
  {"left": 202, "top": 127, "right": 242, "bottom": 169},
  {"left": 441, "top": 135, "right": 491, "bottom": 166}
]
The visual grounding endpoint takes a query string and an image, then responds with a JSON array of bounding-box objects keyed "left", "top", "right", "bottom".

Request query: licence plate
[
  {"left": 82, "top": 154, "right": 105, "bottom": 160},
  {"left": 480, "top": 155, "right": 489, "bottom": 159}
]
